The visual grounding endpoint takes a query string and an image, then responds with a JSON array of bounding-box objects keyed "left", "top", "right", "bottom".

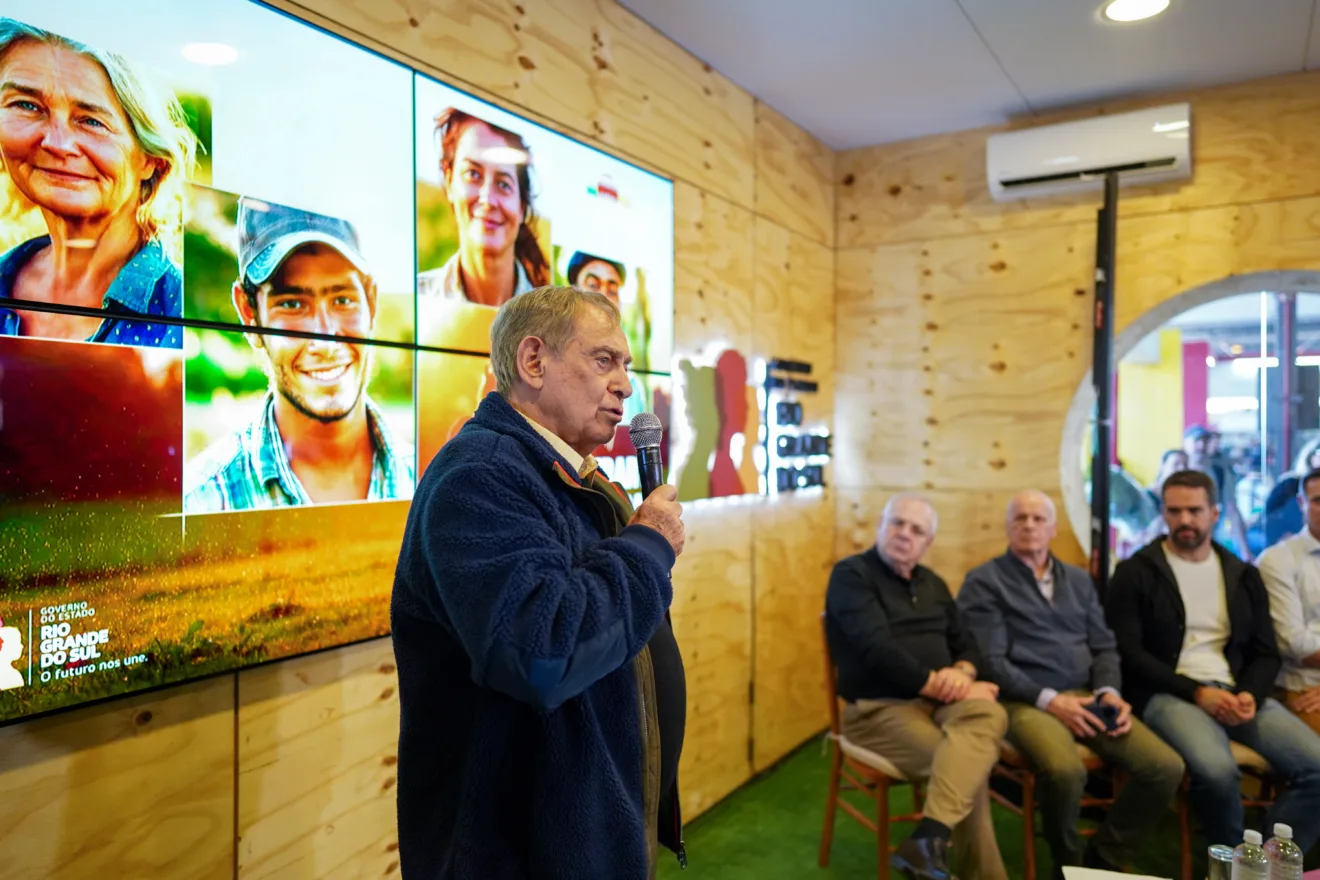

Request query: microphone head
[{"left": 628, "top": 412, "right": 664, "bottom": 450}]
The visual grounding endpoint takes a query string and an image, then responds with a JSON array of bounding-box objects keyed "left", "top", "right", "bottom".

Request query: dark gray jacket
[{"left": 957, "top": 551, "right": 1121, "bottom": 706}]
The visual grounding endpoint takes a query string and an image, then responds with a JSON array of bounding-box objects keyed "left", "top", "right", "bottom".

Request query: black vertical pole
[
  {"left": 1090, "top": 173, "right": 1118, "bottom": 598},
  {"left": 1278, "top": 292, "right": 1297, "bottom": 472}
]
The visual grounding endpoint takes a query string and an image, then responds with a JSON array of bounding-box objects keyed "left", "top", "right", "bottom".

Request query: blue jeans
[{"left": 1144, "top": 693, "right": 1320, "bottom": 850}]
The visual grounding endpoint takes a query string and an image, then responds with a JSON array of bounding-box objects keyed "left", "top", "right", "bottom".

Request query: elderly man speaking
[
  {"left": 391, "top": 286, "right": 687, "bottom": 879},
  {"left": 957, "top": 490, "right": 1183, "bottom": 879}
]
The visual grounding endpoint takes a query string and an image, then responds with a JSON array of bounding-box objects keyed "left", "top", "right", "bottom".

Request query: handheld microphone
[{"left": 628, "top": 412, "right": 665, "bottom": 498}]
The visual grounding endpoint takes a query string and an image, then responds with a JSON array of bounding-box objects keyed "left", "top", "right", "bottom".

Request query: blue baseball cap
[
  {"left": 566, "top": 250, "right": 626, "bottom": 287},
  {"left": 237, "top": 196, "right": 370, "bottom": 286}
]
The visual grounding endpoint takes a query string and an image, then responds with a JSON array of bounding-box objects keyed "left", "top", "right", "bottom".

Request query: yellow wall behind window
[{"left": 1118, "top": 329, "right": 1185, "bottom": 487}]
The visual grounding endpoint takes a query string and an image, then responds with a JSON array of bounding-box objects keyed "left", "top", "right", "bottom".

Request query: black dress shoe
[
  {"left": 1082, "top": 842, "right": 1122, "bottom": 873},
  {"left": 891, "top": 836, "right": 959, "bottom": 880}
]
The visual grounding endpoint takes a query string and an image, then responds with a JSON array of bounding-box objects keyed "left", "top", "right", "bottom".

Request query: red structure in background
[{"left": 1182, "top": 340, "right": 1210, "bottom": 432}]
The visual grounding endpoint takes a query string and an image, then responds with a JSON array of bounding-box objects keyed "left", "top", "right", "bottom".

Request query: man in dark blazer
[{"left": 1106, "top": 469, "right": 1320, "bottom": 852}]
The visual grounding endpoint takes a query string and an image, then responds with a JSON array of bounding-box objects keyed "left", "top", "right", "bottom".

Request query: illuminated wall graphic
[
  {"left": 670, "top": 348, "right": 835, "bottom": 502},
  {"left": 674, "top": 348, "right": 761, "bottom": 502}
]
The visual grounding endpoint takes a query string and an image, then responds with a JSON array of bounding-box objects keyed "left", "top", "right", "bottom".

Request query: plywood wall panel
[
  {"left": 751, "top": 492, "right": 835, "bottom": 770},
  {"left": 670, "top": 503, "right": 753, "bottom": 818},
  {"left": 837, "top": 69, "right": 1320, "bottom": 249},
  {"left": 283, "top": 0, "right": 756, "bottom": 207},
  {"left": 836, "top": 224, "right": 1093, "bottom": 496},
  {"left": 1116, "top": 194, "right": 1320, "bottom": 333},
  {"left": 754, "top": 220, "right": 835, "bottom": 376},
  {"left": 834, "top": 246, "right": 929, "bottom": 489},
  {"left": 674, "top": 183, "right": 756, "bottom": 356},
  {"left": 748, "top": 221, "right": 837, "bottom": 769},
  {"left": 236, "top": 638, "right": 400, "bottom": 880},
  {"left": 918, "top": 226, "right": 1093, "bottom": 493},
  {"left": 755, "top": 101, "right": 835, "bottom": 248},
  {"left": 0, "top": 679, "right": 234, "bottom": 880}
]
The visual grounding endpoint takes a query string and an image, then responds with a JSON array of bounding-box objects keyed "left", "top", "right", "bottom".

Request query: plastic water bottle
[
  {"left": 1231, "top": 829, "right": 1268, "bottom": 880},
  {"left": 1263, "top": 823, "right": 1304, "bottom": 880}
]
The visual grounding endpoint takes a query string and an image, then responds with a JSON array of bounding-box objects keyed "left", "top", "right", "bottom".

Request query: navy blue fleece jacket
[{"left": 391, "top": 391, "right": 679, "bottom": 879}]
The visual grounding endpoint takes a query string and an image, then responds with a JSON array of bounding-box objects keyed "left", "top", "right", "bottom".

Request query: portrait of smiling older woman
[{"left": 0, "top": 18, "right": 198, "bottom": 348}]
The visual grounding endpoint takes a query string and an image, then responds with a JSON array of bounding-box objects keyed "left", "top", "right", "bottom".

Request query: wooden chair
[
  {"left": 1176, "top": 741, "right": 1279, "bottom": 880},
  {"left": 990, "top": 739, "right": 1119, "bottom": 880},
  {"left": 819, "top": 613, "right": 926, "bottom": 879}
]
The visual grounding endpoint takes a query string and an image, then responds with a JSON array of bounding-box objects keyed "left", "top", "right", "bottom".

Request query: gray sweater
[{"left": 957, "top": 552, "right": 1122, "bottom": 706}]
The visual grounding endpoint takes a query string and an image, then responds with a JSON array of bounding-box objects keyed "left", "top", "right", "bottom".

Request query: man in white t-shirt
[{"left": 1106, "top": 469, "right": 1320, "bottom": 854}]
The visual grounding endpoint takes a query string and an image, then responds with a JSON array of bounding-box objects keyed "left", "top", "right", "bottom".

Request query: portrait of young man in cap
[
  {"left": 184, "top": 196, "right": 414, "bottom": 512},
  {"left": 566, "top": 251, "right": 625, "bottom": 306}
]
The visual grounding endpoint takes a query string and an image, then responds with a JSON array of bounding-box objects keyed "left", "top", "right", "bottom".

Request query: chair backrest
[{"left": 820, "top": 612, "right": 842, "bottom": 737}]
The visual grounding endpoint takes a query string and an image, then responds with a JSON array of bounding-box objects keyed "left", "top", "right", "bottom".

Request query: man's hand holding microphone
[
  {"left": 628, "top": 412, "right": 684, "bottom": 558},
  {"left": 631, "top": 485, "right": 685, "bottom": 558}
]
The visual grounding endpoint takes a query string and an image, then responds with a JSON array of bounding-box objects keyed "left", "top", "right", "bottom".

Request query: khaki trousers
[{"left": 842, "top": 697, "right": 1009, "bottom": 880}]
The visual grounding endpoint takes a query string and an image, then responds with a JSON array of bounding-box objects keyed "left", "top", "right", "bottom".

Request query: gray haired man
[
  {"left": 958, "top": 489, "right": 1184, "bottom": 878},
  {"left": 826, "top": 493, "right": 1008, "bottom": 880},
  {"left": 392, "top": 286, "right": 687, "bottom": 879}
]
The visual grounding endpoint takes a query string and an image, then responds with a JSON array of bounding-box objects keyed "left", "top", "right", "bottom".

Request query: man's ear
[
  {"left": 232, "top": 280, "right": 264, "bottom": 350},
  {"left": 516, "top": 335, "right": 549, "bottom": 390},
  {"left": 365, "top": 277, "right": 379, "bottom": 331}
]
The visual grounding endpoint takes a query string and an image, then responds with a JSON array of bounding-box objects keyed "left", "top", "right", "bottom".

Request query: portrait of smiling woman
[
  {"left": 0, "top": 18, "right": 198, "bottom": 348},
  {"left": 417, "top": 107, "right": 550, "bottom": 307}
]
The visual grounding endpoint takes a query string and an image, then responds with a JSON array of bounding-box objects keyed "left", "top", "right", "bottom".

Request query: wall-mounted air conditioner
[{"left": 985, "top": 102, "right": 1191, "bottom": 202}]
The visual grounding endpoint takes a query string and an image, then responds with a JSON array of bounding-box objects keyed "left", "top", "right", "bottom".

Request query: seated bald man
[
  {"left": 826, "top": 493, "right": 1007, "bottom": 880},
  {"left": 957, "top": 490, "right": 1184, "bottom": 879}
]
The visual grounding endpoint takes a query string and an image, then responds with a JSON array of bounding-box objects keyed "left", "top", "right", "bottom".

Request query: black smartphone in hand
[{"left": 1084, "top": 699, "right": 1121, "bottom": 732}]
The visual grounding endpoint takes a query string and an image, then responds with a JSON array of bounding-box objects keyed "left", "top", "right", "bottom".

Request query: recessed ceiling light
[
  {"left": 1102, "top": 0, "right": 1171, "bottom": 22},
  {"left": 181, "top": 42, "right": 238, "bottom": 65}
]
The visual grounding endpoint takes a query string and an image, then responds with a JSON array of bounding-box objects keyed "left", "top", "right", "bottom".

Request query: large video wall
[{"left": 0, "top": 0, "right": 674, "bottom": 725}]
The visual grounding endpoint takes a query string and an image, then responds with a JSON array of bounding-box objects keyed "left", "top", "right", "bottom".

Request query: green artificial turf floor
[{"left": 656, "top": 735, "right": 1299, "bottom": 879}]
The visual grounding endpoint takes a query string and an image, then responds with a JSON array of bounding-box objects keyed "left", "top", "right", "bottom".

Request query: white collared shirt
[
  {"left": 516, "top": 409, "right": 596, "bottom": 480},
  {"left": 1258, "top": 527, "right": 1320, "bottom": 690},
  {"left": 1036, "top": 565, "right": 1055, "bottom": 605}
]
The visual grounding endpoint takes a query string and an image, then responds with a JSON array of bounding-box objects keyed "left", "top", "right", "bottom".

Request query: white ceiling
[{"left": 617, "top": 0, "right": 1320, "bottom": 150}]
